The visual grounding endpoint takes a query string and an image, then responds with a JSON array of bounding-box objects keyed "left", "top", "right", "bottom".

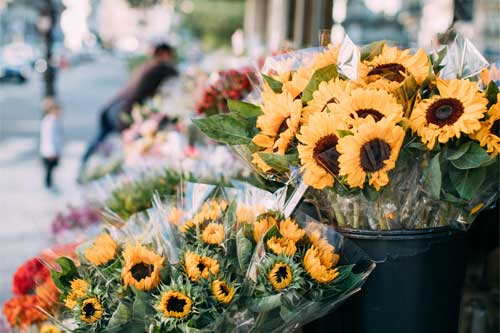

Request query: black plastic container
[{"left": 304, "top": 227, "right": 466, "bottom": 333}]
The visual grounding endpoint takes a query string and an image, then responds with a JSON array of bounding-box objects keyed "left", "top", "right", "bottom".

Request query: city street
[{"left": 0, "top": 56, "right": 127, "bottom": 305}]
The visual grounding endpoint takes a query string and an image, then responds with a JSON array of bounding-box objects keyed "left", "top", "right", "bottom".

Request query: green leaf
[
  {"left": 394, "top": 75, "right": 418, "bottom": 118},
  {"left": 302, "top": 64, "right": 340, "bottom": 103},
  {"left": 450, "top": 167, "right": 487, "bottom": 200},
  {"left": 236, "top": 229, "right": 253, "bottom": 272},
  {"left": 103, "top": 302, "right": 132, "bottom": 333},
  {"left": 446, "top": 142, "right": 472, "bottom": 160},
  {"left": 337, "top": 129, "right": 353, "bottom": 138},
  {"left": 258, "top": 153, "right": 299, "bottom": 172},
  {"left": 228, "top": 99, "right": 263, "bottom": 118},
  {"left": 423, "top": 153, "right": 442, "bottom": 199},
  {"left": 432, "top": 47, "right": 448, "bottom": 73},
  {"left": 262, "top": 74, "right": 283, "bottom": 93},
  {"left": 50, "top": 257, "right": 79, "bottom": 291},
  {"left": 485, "top": 81, "right": 499, "bottom": 108},
  {"left": 362, "top": 185, "right": 380, "bottom": 201},
  {"left": 360, "top": 40, "right": 386, "bottom": 61},
  {"left": 450, "top": 142, "right": 491, "bottom": 169},
  {"left": 249, "top": 294, "right": 282, "bottom": 312},
  {"left": 193, "top": 114, "right": 252, "bottom": 145}
]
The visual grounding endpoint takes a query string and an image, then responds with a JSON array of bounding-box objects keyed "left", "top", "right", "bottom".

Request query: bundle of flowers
[
  {"left": 194, "top": 35, "right": 500, "bottom": 230},
  {"left": 195, "top": 67, "right": 255, "bottom": 116},
  {"left": 2, "top": 258, "right": 60, "bottom": 332},
  {"left": 51, "top": 204, "right": 102, "bottom": 242},
  {"left": 44, "top": 185, "right": 371, "bottom": 332}
]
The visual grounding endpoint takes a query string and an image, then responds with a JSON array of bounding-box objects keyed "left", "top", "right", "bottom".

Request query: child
[{"left": 40, "top": 97, "right": 62, "bottom": 189}]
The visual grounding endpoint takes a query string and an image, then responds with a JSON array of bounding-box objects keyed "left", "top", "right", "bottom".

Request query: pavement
[{"left": 0, "top": 56, "right": 127, "bottom": 306}]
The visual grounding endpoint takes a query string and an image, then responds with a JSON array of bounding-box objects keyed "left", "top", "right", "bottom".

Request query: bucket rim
[{"left": 336, "top": 225, "right": 465, "bottom": 240}]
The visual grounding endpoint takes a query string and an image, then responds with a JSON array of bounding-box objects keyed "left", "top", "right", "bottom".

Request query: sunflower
[
  {"left": 158, "top": 290, "right": 192, "bottom": 319},
  {"left": 184, "top": 251, "right": 219, "bottom": 281},
  {"left": 236, "top": 204, "right": 266, "bottom": 225},
  {"left": 122, "top": 244, "right": 164, "bottom": 291},
  {"left": 307, "top": 229, "right": 340, "bottom": 269},
  {"left": 201, "top": 223, "right": 225, "bottom": 245},
  {"left": 251, "top": 149, "right": 273, "bottom": 173},
  {"left": 267, "top": 236, "right": 297, "bottom": 256},
  {"left": 40, "top": 324, "right": 61, "bottom": 333},
  {"left": 168, "top": 207, "right": 185, "bottom": 226},
  {"left": 303, "top": 247, "right": 340, "bottom": 284},
  {"left": 268, "top": 262, "right": 294, "bottom": 290},
  {"left": 84, "top": 233, "right": 117, "bottom": 266},
  {"left": 338, "top": 118, "right": 405, "bottom": 190},
  {"left": 79, "top": 297, "right": 103, "bottom": 324},
  {"left": 211, "top": 280, "right": 235, "bottom": 304},
  {"left": 297, "top": 111, "right": 343, "bottom": 189},
  {"left": 360, "top": 45, "right": 430, "bottom": 91},
  {"left": 278, "top": 218, "right": 305, "bottom": 242},
  {"left": 253, "top": 215, "right": 277, "bottom": 242},
  {"left": 281, "top": 67, "right": 315, "bottom": 99},
  {"left": 472, "top": 96, "right": 500, "bottom": 157},
  {"left": 253, "top": 91, "right": 302, "bottom": 155},
  {"left": 409, "top": 79, "right": 488, "bottom": 149},
  {"left": 332, "top": 87, "right": 403, "bottom": 127},
  {"left": 64, "top": 279, "right": 89, "bottom": 309},
  {"left": 302, "top": 78, "right": 353, "bottom": 122},
  {"left": 311, "top": 43, "right": 341, "bottom": 70}
]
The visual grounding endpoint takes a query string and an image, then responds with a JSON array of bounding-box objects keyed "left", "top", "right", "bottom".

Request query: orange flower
[
  {"left": 35, "top": 278, "right": 60, "bottom": 309},
  {"left": 2, "top": 295, "right": 47, "bottom": 328}
]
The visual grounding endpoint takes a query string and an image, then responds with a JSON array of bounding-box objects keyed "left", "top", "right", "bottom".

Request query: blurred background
[{"left": 0, "top": 0, "right": 498, "bottom": 332}]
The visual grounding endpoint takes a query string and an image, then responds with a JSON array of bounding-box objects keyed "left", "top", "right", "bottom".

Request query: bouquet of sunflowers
[
  {"left": 43, "top": 182, "right": 372, "bottom": 332},
  {"left": 194, "top": 34, "right": 499, "bottom": 230}
]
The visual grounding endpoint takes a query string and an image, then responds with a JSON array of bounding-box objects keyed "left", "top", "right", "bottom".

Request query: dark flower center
[
  {"left": 277, "top": 118, "right": 289, "bottom": 135},
  {"left": 360, "top": 139, "right": 391, "bottom": 172},
  {"left": 166, "top": 296, "right": 187, "bottom": 313},
  {"left": 490, "top": 120, "right": 500, "bottom": 137},
  {"left": 425, "top": 98, "right": 464, "bottom": 127},
  {"left": 219, "top": 283, "right": 230, "bottom": 296},
  {"left": 313, "top": 134, "right": 340, "bottom": 175},
  {"left": 354, "top": 109, "right": 384, "bottom": 121},
  {"left": 368, "top": 63, "right": 407, "bottom": 83},
  {"left": 276, "top": 265, "right": 289, "bottom": 283},
  {"left": 320, "top": 97, "right": 338, "bottom": 112},
  {"left": 130, "top": 262, "right": 154, "bottom": 281},
  {"left": 197, "top": 262, "right": 206, "bottom": 272},
  {"left": 295, "top": 92, "right": 303, "bottom": 101},
  {"left": 82, "top": 303, "right": 96, "bottom": 318}
]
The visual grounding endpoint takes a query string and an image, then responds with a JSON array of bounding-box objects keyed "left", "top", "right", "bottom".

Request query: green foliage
[
  {"left": 302, "top": 64, "right": 341, "bottom": 104},
  {"left": 227, "top": 100, "right": 263, "bottom": 118},
  {"left": 179, "top": 0, "right": 245, "bottom": 50},
  {"left": 360, "top": 40, "right": 386, "bottom": 61},
  {"left": 193, "top": 114, "right": 253, "bottom": 145},
  {"left": 51, "top": 257, "right": 79, "bottom": 291},
  {"left": 262, "top": 74, "right": 283, "bottom": 93},
  {"left": 258, "top": 153, "right": 299, "bottom": 172},
  {"left": 423, "top": 153, "right": 442, "bottom": 200},
  {"left": 485, "top": 81, "right": 499, "bottom": 108}
]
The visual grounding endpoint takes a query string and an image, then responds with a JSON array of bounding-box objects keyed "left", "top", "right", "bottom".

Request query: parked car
[{"left": 0, "top": 65, "right": 27, "bottom": 84}]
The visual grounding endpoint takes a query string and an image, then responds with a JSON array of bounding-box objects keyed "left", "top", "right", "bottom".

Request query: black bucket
[{"left": 304, "top": 227, "right": 466, "bottom": 333}]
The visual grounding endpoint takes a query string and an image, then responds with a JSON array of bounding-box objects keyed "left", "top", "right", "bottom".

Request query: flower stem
[{"left": 353, "top": 201, "right": 360, "bottom": 229}]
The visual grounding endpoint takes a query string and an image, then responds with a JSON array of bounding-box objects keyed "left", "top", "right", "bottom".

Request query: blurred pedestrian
[
  {"left": 78, "top": 43, "right": 178, "bottom": 180},
  {"left": 40, "top": 97, "right": 63, "bottom": 190}
]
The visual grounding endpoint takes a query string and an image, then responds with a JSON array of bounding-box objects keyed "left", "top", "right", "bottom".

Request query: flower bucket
[{"left": 305, "top": 226, "right": 466, "bottom": 333}]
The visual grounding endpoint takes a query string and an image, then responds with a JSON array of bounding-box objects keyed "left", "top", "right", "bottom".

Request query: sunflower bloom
[
  {"left": 64, "top": 278, "right": 89, "bottom": 309},
  {"left": 338, "top": 118, "right": 405, "bottom": 190},
  {"left": 360, "top": 45, "right": 430, "bottom": 91},
  {"left": 409, "top": 79, "right": 488, "bottom": 149},
  {"left": 278, "top": 218, "right": 305, "bottom": 242},
  {"left": 40, "top": 324, "right": 61, "bottom": 333},
  {"left": 267, "top": 237, "right": 297, "bottom": 256},
  {"left": 121, "top": 244, "right": 164, "bottom": 291},
  {"left": 253, "top": 215, "right": 277, "bottom": 242},
  {"left": 268, "top": 262, "right": 293, "bottom": 290},
  {"left": 332, "top": 87, "right": 404, "bottom": 126},
  {"left": 297, "top": 112, "right": 343, "bottom": 189},
  {"left": 84, "top": 233, "right": 117, "bottom": 266},
  {"left": 158, "top": 290, "right": 192, "bottom": 319},
  {"left": 472, "top": 96, "right": 500, "bottom": 156},
  {"left": 80, "top": 297, "right": 103, "bottom": 324},
  {"left": 303, "top": 247, "right": 340, "bottom": 284},
  {"left": 302, "top": 78, "right": 353, "bottom": 122},
  {"left": 253, "top": 92, "right": 302, "bottom": 155},
  {"left": 236, "top": 204, "right": 266, "bottom": 225},
  {"left": 201, "top": 223, "right": 225, "bottom": 245},
  {"left": 211, "top": 280, "right": 235, "bottom": 304},
  {"left": 306, "top": 227, "right": 339, "bottom": 268},
  {"left": 184, "top": 251, "right": 219, "bottom": 281}
]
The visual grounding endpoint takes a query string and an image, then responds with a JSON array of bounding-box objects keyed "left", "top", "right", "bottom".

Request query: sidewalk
[{"left": 0, "top": 56, "right": 127, "bottom": 305}]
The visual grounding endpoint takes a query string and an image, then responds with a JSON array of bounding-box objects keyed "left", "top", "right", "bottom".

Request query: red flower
[
  {"left": 12, "top": 258, "right": 49, "bottom": 296},
  {"left": 2, "top": 295, "right": 47, "bottom": 328}
]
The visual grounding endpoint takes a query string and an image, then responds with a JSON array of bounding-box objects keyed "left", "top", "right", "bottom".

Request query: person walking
[
  {"left": 78, "top": 43, "right": 178, "bottom": 180},
  {"left": 40, "top": 97, "right": 63, "bottom": 190}
]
